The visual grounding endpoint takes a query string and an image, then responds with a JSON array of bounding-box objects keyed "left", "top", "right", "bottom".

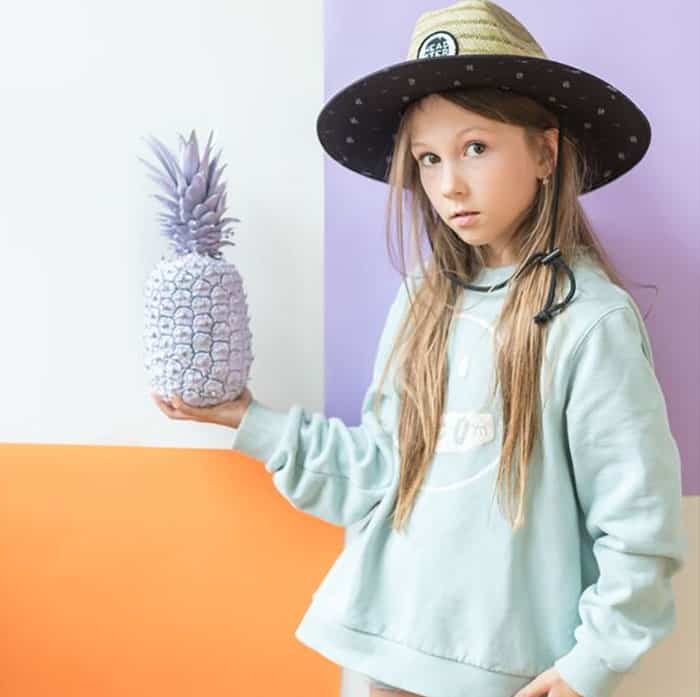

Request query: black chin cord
[{"left": 435, "top": 123, "right": 576, "bottom": 325}]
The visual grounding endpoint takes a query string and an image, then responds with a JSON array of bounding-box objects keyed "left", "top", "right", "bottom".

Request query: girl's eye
[
  {"left": 466, "top": 141, "right": 486, "bottom": 157},
  {"left": 417, "top": 141, "right": 487, "bottom": 167},
  {"left": 418, "top": 153, "right": 440, "bottom": 167}
]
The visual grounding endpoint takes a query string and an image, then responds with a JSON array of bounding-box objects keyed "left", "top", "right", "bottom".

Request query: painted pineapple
[{"left": 140, "top": 129, "right": 253, "bottom": 407}]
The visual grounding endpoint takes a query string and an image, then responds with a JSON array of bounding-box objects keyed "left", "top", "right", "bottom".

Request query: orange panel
[{"left": 0, "top": 443, "right": 343, "bottom": 697}]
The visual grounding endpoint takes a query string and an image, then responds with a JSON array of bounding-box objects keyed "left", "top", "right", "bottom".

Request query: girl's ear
[{"left": 539, "top": 127, "right": 559, "bottom": 178}]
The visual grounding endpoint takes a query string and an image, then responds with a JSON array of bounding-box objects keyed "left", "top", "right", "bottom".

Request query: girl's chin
[{"left": 452, "top": 228, "right": 486, "bottom": 243}]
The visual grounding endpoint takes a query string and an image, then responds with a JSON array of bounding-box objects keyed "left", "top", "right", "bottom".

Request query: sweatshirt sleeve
[
  {"left": 553, "top": 304, "right": 689, "bottom": 697},
  {"left": 230, "top": 280, "right": 409, "bottom": 527}
]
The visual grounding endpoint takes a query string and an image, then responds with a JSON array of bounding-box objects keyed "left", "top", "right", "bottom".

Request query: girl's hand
[
  {"left": 513, "top": 667, "right": 582, "bottom": 697},
  {"left": 151, "top": 387, "right": 253, "bottom": 430}
]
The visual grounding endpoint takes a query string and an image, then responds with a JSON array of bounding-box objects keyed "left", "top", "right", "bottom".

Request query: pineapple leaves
[
  {"left": 208, "top": 161, "right": 227, "bottom": 196},
  {"left": 180, "top": 130, "right": 200, "bottom": 182},
  {"left": 140, "top": 129, "right": 239, "bottom": 257},
  {"left": 198, "top": 211, "right": 220, "bottom": 226},
  {"left": 184, "top": 172, "right": 207, "bottom": 207},
  {"left": 142, "top": 134, "right": 182, "bottom": 186},
  {"left": 152, "top": 195, "right": 179, "bottom": 213},
  {"left": 199, "top": 130, "right": 215, "bottom": 179},
  {"left": 141, "top": 167, "right": 179, "bottom": 200},
  {"left": 202, "top": 192, "right": 220, "bottom": 212}
]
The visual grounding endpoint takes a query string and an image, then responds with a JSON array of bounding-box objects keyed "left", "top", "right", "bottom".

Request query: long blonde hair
[{"left": 373, "top": 86, "right": 654, "bottom": 533}]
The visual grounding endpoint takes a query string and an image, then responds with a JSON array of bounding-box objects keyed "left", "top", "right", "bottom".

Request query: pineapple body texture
[
  {"left": 141, "top": 129, "right": 253, "bottom": 407},
  {"left": 144, "top": 252, "right": 253, "bottom": 407}
]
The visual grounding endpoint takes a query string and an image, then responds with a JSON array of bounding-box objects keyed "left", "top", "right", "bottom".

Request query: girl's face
[{"left": 408, "top": 94, "right": 555, "bottom": 267}]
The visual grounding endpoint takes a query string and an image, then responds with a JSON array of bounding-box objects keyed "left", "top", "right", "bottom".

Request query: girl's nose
[{"left": 440, "top": 164, "right": 467, "bottom": 197}]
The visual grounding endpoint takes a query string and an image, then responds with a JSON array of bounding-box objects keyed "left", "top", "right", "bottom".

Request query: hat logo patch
[{"left": 417, "top": 30, "right": 458, "bottom": 59}]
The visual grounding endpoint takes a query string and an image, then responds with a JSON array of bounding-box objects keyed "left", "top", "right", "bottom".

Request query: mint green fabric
[{"left": 232, "top": 256, "right": 687, "bottom": 697}]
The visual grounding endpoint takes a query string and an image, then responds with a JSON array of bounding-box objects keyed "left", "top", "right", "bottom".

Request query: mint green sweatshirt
[{"left": 231, "top": 255, "right": 688, "bottom": 697}]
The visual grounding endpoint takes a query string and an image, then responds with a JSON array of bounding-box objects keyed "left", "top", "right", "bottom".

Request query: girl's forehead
[
  {"left": 408, "top": 97, "right": 501, "bottom": 135},
  {"left": 408, "top": 112, "right": 504, "bottom": 144}
]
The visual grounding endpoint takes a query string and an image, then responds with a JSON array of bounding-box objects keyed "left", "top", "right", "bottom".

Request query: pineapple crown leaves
[{"left": 139, "top": 129, "right": 241, "bottom": 258}]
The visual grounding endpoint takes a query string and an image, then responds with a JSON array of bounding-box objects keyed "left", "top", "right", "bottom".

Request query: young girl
[{"left": 153, "top": 2, "right": 688, "bottom": 696}]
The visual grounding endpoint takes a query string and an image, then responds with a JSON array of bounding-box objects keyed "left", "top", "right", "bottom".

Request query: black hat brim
[{"left": 316, "top": 53, "right": 650, "bottom": 194}]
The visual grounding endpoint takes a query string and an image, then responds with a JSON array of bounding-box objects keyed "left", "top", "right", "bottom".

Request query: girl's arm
[
  {"left": 553, "top": 304, "right": 689, "bottom": 697},
  {"left": 231, "top": 281, "right": 408, "bottom": 528}
]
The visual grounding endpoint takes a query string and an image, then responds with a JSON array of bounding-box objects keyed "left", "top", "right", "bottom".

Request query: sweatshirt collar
[{"left": 471, "top": 263, "right": 519, "bottom": 290}]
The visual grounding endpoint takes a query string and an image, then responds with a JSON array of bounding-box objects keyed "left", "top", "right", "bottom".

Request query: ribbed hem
[
  {"left": 294, "top": 602, "right": 533, "bottom": 697},
  {"left": 553, "top": 641, "right": 626, "bottom": 697},
  {"left": 231, "top": 398, "right": 291, "bottom": 462}
]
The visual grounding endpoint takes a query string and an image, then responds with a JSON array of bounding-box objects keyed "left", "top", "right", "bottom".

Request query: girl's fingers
[
  {"left": 161, "top": 393, "right": 207, "bottom": 421},
  {"left": 152, "top": 391, "right": 237, "bottom": 426},
  {"left": 152, "top": 392, "right": 182, "bottom": 417},
  {"left": 171, "top": 394, "right": 201, "bottom": 415}
]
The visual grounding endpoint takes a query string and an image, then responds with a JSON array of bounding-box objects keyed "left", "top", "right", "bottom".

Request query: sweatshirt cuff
[
  {"left": 553, "top": 641, "right": 626, "bottom": 697},
  {"left": 231, "top": 398, "right": 291, "bottom": 463}
]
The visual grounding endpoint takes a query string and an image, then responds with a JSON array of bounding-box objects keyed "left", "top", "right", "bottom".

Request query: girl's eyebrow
[{"left": 410, "top": 126, "right": 494, "bottom": 148}]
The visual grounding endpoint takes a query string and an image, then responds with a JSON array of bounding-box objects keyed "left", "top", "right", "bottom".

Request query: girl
[{"left": 153, "top": 2, "right": 688, "bottom": 696}]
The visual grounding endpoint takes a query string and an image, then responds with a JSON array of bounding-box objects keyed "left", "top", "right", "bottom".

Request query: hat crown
[{"left": 408, "top": 0, "right": 548, "bottom": 61}]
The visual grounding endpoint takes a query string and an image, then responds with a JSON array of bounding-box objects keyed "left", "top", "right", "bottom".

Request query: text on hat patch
[{"left": 417, "top": 30, "right": 459, "bottom": 59}]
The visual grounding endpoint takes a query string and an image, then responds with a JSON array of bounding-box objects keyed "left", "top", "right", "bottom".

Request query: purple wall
[{"left": 323, "top": 0, "right": 700, "bottom": 494}]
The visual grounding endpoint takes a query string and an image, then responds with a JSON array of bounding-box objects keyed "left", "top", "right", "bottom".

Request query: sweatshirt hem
[{"left": 294, "top": 602, "right": 532, "bottom": 697}]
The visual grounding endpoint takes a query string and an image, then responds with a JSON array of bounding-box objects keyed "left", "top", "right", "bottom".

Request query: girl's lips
[{"left": 452, "top": 212, "right": 480, "bottom": 227}]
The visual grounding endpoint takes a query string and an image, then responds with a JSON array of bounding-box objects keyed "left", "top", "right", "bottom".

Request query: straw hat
[
  {"left": 315, "top": 0, "right": 650, "bottom": 323},
  {"left": 316, "top": 0, "right": 650, "bottom": 194}
]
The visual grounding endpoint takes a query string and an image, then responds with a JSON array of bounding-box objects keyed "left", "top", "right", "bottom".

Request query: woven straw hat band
[{"left": 407, "top": 0, "right": 548, "bottom": 61}]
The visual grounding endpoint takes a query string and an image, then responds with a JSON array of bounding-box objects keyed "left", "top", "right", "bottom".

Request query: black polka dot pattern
[{"left": 316, "top": 53, "right": 650, "bottom": 194}]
